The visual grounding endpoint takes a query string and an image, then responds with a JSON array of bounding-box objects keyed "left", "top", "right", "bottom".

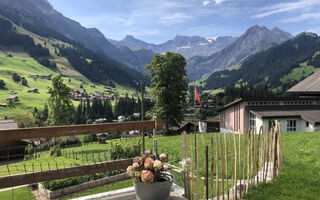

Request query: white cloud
[
  {"left": 203, "top": 0, "right": 210, "bottom": 6},
  {"left": 281, "top": 12, "right": 320, "bottom": 23},
  {"left": 160, "top": 13, "right": 194, "bottom": 25},
  {"left": 214, "top": 0, "right": 227, "bottom": 4},
  {"left": 253, "top": 0, "right": 320, "bottom": 18}
]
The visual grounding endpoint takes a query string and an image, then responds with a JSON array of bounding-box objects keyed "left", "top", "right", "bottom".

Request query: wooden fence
[
  {"left": 0, "top": 120, "right": 163, "bottom": 189},
  {"left": 182, "top": 121, "right": 283, "bottom": 200}
]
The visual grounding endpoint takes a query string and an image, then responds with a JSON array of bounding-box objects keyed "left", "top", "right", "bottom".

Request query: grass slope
[{"left": 0, "top": 52, "right": 135, "bottom": 118}]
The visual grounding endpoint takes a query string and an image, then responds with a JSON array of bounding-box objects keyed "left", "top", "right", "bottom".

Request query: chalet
[
  {"left": 28, "top": 74, "right": 52, "bottom": 80},
  {"left": 0, "top": 120, "right": 28, "bottom": 160},
  {"left": 28, "top": 88, "right": 38, "bottom": 93},
  {"left": 133, "top": 113, "right": 140, "bottom": 118},
  {"left": 118, "top": 116, "right": 125, "bottom": 123},
  {"left": 169, "top": 121, "right": 199, "bottom": 133},
  {"left": 94, "top": 118, "right": 106, "bottom": 124},
  {"left": 6, "top": 96, "right": 18, "bottom": 102},
  {"left": 0, "top": 103, "right": 8, "bottom": 107},
  {"left": 218, "top": 71, "right": 320, "bottom": 133},
  {"left": 183, "top": 107, "right": 195, "bottom": 117}
]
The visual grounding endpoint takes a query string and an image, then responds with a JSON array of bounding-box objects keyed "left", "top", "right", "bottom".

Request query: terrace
[{"left": 0, "top": 120, "right": 285, "bottom": 200}]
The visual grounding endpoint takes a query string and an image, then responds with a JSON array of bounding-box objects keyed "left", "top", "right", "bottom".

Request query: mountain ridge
[
  {"left": 186, "top": 25, "right": 292, "bottom": 80},
  {"left": 0, "top": 0, "right": 152, "bottom": 73},
  {"left": 204, "top": 32, "right": 320, "bottom": 90}
]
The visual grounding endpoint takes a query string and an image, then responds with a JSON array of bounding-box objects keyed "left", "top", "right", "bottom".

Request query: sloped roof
[
  {"left": 287, "top": 70, "right": 320, "bottom": 94},
  {"left": 248, "top": 106, "right": 320, "bottom": 124}
]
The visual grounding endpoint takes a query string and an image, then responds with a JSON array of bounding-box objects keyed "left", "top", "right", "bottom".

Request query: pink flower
[
  {"left": 126, "top": 166, "right": 135, "bottom": 177},
  {"left": 144, "top": 150, "right": 152, "bottom": 156},
  {"left": 132, "top": 162, "right": 139, "bottom": 169},
  {"left": 153, "top": 160, "right": 163, "bottom": 171},
  {"left": 141, "top": 170, "right": 154, "bottom": 184},
  {"left": 163, "top": 164, "right": 169, "bottom": 171},
  {"left": 144, "top": 157, "right": 154, "bottom": 170},
  {"left": 159, "top": 153, "right": 167, "bottom": 162}
]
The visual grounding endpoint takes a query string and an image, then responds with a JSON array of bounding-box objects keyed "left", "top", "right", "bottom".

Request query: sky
[{"left": 47, "top": 0, "right": 320, "bottom": 44}]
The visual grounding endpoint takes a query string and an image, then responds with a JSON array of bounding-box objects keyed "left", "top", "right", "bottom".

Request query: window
[
  {"left": 249, "top": 113, "right": 256, "bottom": 130},
  {"left": 287, "top": 120, "right": 296, "bottom": 132},
  {"left": 306, "top": 121, "right": 309, "bottom": 127}
]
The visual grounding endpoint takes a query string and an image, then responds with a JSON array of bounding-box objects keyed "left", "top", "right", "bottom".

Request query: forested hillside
[
  {"left": 205, "top": 32, "right": 320, "bottom": 90},
  {"left": 0, "top": 17, "right": 146, "bottom": 89}
]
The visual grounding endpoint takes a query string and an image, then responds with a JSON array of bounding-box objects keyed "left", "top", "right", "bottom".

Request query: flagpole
[{"left": 194, "top": 81, "right": 197, "bottom": 167}]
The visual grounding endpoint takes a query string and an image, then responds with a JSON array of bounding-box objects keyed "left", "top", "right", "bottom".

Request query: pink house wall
[{"left": 220, "top": 102, "right": 248, "bottom": 133}]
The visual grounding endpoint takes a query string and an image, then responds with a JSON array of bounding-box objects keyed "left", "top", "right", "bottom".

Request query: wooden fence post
[
  {"left": 233, "top": 133, "right": 237, "bottom": 200},
  {"left": 216, "top": 133, "right": 219, "bottom": 200},
  {"left": 219, "top": 135, "right": 225, "bottom": 200},
  {"left": 210, "top": 136, "right": 214, "bottom": 200},
  {"left": 224, "top": 133, "right": 229, "bottom": 200},
  {"left": 205, "top": 146, "right": 209, "bottom": 200}
]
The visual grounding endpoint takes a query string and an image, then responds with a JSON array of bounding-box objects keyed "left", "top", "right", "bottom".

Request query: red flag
[{"left": 194, "top": 85, "right": 202, "bottom": 106}]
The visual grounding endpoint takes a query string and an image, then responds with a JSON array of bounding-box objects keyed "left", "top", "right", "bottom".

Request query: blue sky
[{"left": 47, "top": 0, "right": 320, "bottom": 44}]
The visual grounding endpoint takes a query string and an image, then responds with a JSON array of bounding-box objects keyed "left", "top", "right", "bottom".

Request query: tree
[
  {"left": 0, "top": 79, "right": 6, "bottom": 89},
  {"left": 146, "top": 52, "right": 188, "bottom": 133},
  {"left": 47, "top": 75, "right": 75, "bottom": 126},
  {"left": 12, "top": 73, "right": 21, "bottom": 82},
  {"left": 21, "top": 77, "right": 28, "bottom": 86}
]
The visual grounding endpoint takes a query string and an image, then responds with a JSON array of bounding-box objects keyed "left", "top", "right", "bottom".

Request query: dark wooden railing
[{"left": 0, "top": 120, "right": 163, "bottom": 189}]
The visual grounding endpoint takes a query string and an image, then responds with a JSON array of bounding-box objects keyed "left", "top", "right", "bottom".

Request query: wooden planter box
[{"left": 38, "top": 173, "right": 129, "bottom": 199}]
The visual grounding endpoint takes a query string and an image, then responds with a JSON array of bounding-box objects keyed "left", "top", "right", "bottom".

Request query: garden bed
[{"left": 39, "top": 173, "right": 129, "bottom": 199}]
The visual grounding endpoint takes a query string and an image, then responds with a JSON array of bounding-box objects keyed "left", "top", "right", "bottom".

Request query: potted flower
[{"left": 126, "top": 150, "right": 175, "bottom": 200}]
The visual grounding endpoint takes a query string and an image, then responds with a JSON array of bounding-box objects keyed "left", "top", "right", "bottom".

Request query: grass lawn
[
  {"left": 0, "top": 186, "right": 35, "bottom": 200},
  {"left": 244, "top": 132, "right": 320, "bottom": 200}
]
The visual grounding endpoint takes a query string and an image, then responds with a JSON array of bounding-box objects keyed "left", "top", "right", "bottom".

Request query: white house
[{"left": 218, "top": 70, "right": 320, "bottom": 133}]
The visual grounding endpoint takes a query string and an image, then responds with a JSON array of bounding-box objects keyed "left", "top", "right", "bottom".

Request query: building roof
[
  {"left": 218, "top": 97, "right": 316, "bottom": 111},
  {"left": 287, "top": 70, "right": 320, "bottom": 94},
  {"left": 0, "top": 120, "right": 18, "bottom": 129},
  {"left": 247, "top": 106, "right": 320, "bottom": 124}
]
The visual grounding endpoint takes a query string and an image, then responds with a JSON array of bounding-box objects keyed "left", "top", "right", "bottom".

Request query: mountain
[
  {"left": 187, "top": 25, "right": 292, "bottom": 80},
  {"left": 205, "top": 32, "right": 320, "bottom": 90},
  {"left": 0, "top": 0, "right": 152, "bottom": 72},
  {"left": 0, "top": 15, "right": 145, "bottom": 90},
  {"left": 110, "top": 35, "right": 158, "bottom": 51},
  {"left": 111, "top": 35, "right": 236, "bottom": 58},
  {"left": 0, "top": 17, "right": 138, "bottom": 118}
]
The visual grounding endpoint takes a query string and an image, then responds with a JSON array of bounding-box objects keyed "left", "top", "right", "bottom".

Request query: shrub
[
  {"left": 21, "top": 77, "right": 28, "bottom": 86},
  {"left": 49, "top": 145, "right": 61, "bottom": 157},
  {"left": 12, "top": 73, "right": 21, "bottom": 82},
  {"left": 0, "top": 79, "right": 5, "bottom": 89},
  {"left": 110, "top": 142, "right": 141, "bottom": 160},
  {"left": 25, "top": 144, "right": 35, "bottom": 155},
  {"left": 42, "top": 172, "right": 113, "bottom": 191}
]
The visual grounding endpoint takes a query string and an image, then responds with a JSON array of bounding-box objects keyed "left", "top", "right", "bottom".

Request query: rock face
[
  {"left": 186, "top": 25, "right": 292, "bottom": 80},
  {"left": 0, "top": 0, "right": 153, "bottom": 72}
]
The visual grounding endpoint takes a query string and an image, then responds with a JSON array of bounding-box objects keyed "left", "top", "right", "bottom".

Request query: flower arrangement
[{"left": 126, "top": 150, "right": 169, "bottom": 184}]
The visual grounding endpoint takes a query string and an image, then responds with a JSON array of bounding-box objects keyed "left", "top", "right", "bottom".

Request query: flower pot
[{"left": 133, "top": 173, "right": 175, "bottom": 200}]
